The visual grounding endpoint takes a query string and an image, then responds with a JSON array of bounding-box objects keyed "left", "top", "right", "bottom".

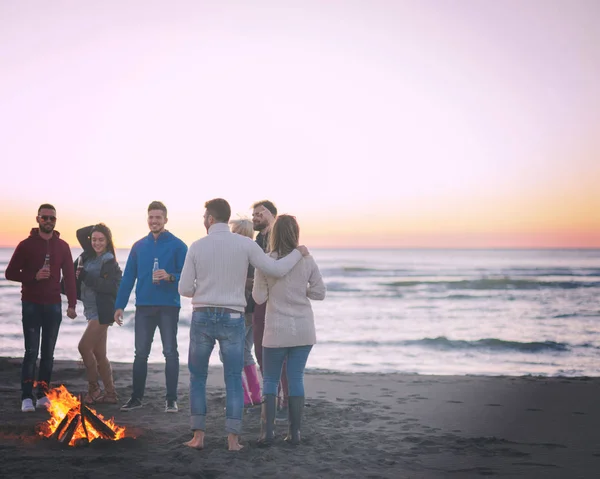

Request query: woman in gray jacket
[
  {"left": 76, "top": 224, "right": 122, "bottom": 404},
  {"left": 252, "top": 215, "right": 326, "bottom": 446}
]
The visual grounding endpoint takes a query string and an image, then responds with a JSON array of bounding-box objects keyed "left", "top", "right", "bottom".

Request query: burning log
[
  {"left": 79, "top": 394, "right": 90, "bottom": 442},
  {"left": 50, "top": 407, "right": 77, "bottom": 441},
  {"left": 58, "top": 413, "right": 81, "bottom": 446},
  {"left": 81, "top": 404, "right": 116, "bottom": 440},
  {"left": 39, "top": 385, "right": 127, "bottom": 446}
]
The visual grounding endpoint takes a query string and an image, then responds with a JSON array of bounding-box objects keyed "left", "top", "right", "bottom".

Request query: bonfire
[{"left": 37, "top": 385, "right": 128, "bottom": 447}]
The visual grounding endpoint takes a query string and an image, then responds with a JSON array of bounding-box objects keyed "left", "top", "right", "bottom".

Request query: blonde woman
[
  {"left": 252, "top": 215, "right": 326, "bottom": 446},
  {"left": 227, "top": 218, "right": 262, "bottom": 406}
]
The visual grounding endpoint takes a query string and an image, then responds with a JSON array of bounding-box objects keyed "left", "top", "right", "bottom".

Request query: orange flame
[{"left": 37, "top": 385, "right": 128, "bottom": 446}]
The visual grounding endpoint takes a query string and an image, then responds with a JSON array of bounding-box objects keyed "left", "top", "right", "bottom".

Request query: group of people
[{"left": 5, "top": 199, "right": 326, "bottom": 450}]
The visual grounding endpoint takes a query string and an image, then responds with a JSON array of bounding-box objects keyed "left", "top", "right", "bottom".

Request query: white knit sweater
[
  {"left": 178, "top": 223, "right": 302, "bottom": 312},
  {"left": 253, "top": 253, "right": 326, "bottom": 348}
]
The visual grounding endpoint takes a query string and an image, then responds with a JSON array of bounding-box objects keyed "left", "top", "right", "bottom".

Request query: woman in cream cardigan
[{"left": 252, "top": 215, "right": 326, "bottom": 446}]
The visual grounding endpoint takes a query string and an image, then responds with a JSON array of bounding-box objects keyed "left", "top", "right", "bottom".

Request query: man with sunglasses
[{"left": 5, "top": 203, "right": 78, "bottom": 413}]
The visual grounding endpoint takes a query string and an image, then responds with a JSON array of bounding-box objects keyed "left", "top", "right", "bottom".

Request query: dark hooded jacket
[{"left": 5, "top": 228, "right": 77, "bottom": 308}]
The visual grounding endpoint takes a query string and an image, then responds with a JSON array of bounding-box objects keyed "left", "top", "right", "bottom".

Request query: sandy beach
[{"left": 0, "top": 357, "right": 598, "bottom": 478}]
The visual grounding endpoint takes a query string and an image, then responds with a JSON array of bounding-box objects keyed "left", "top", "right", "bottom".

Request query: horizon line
[{"left": 1, "top": 245, "right": 599, "bottom": 251}]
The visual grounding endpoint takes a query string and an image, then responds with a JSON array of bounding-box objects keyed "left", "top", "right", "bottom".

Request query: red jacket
[{"left": 5, "top": 228, "right": 77, "bottom": 308}]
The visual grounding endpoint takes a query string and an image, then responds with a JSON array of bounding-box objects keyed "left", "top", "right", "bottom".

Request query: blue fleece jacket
[{"left": 115, "top": 231, "right": 188, "bottom": 309}]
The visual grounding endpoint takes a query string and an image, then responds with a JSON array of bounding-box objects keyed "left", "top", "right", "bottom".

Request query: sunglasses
[{"left": 38, "top": 215, "right": 57, "bottom": 222}]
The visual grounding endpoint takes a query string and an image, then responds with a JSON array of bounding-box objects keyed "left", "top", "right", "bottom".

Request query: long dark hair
[
  {"left": 269, "top": 215, "right": 299, "bottom": 258},
  {"left": 91, "top": 223, "right": 116, "bottom": 259}
]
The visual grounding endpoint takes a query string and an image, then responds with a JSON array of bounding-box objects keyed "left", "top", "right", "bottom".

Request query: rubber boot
[
  {"left": 242, "top": 376, "right": 252, "bottom": 407},
  {"left": 284, "top": 396, "right": 304, "bottom": 445},
  {"left": 244, "top": 364, "right": 262, "bottom": 405},
  {"left": 258, "top": 394, "right": 277, "bottom": 447}
]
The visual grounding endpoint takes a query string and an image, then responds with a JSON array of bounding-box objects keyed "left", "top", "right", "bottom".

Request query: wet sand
[{"left": 0, "top": 357, "right": 598, "bottom": 478}]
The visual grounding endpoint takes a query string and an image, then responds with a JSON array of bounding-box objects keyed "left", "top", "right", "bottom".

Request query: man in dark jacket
[
  {"left": 251, "top": 200, "right": 289, "bottom": 423},
  {"left": 5, "top": 203, "right": 77, "bottom": 412}
]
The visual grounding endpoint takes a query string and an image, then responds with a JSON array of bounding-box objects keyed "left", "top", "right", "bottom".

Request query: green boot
[
  {"left": 258, "top": 394, "right": 277, "bottom": 447},
  {"left": 284, "top": 396, "right": 304, "bottom": 445}
]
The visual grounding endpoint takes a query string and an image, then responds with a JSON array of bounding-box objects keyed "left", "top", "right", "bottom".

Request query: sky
[{"left": 1, "top": 0, "right": 599, "bottom": 248}]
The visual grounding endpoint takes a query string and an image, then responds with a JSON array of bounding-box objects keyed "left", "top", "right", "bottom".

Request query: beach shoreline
[{"left": 0, "top": 357, "right": 598, "bottom": 478}]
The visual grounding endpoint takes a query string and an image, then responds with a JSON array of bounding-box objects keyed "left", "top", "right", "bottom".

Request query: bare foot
[
  {"left": 227, "top": 433, "right": 243, "bottom": 451},
  {"left": 183, "top": 430, "right": 205, "bottom": 449}
]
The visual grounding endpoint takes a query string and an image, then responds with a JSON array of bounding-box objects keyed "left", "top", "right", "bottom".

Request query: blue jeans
[
  {"left": 21, "top": 301, "right": 62, "bottom": 400},
  {"left": 218, "top": 323, "right": 256, "bottom": 366},
  {"left": 188, "top": 309, "right": 245, "bottom": 434},
  {"left": 263, "top": 345, "right": 312, "bottom": 397},
  {"left": 132, "top": 306, "right": 180, "bottom": 401}
]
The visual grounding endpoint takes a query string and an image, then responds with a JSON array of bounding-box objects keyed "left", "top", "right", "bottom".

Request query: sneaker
[
  {"left": 275, "top": 406, "right": 288, "bottom": 424},
  {"left": 36, "top": 396, "right": 51, "bottom": 409},
  {"left": 120, "top": 397, "right": 143, "bottom": 411},
  {"left": 165, "top": 400, "right": 178, "bottom": 413},
  {"left": 21, "top": 398, "right": 35, "bottom": 413}
]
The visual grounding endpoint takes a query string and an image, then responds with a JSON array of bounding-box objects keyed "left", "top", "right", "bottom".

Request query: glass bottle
[
  {"left": 152, "top": 258, "right": 160, "bottom": 284},
  {"left": 76, "top": 256, "right": 84, "bottom": 275},
  {"left": 43, "top": 254, "right": 50, "bottom": 271}
]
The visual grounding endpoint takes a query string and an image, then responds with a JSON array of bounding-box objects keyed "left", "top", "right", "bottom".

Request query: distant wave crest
[
  {"left": 320, "top": 336, "right": 572, "bottom": 353},
  {"left": 382, "top": 278, "right": 600, "bottom": 290}
]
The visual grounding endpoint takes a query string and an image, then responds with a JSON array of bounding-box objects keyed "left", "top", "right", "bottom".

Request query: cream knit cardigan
[
  {"left": 253, "top": 253, "right": 326, "bottom": 348},
  {"left": 179, "top": 223, "right": 302, "bottom": 311}
]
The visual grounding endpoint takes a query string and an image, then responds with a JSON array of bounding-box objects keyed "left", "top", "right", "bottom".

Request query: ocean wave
[
  {"left": 320, "top": 336, "right": 573, "bottom": 353},
  {"left": 382, "top": 279, "right": 600, "bottom": 290},
  {"left": 325, "top": 282, "right": 364, "bottom": 293},
  {"left": 492, "top": 267, "right": 600, "bottom": 277},
  {"left": 323, "top": 266, "right": 600, "bottom": 279},
  {"left": 552, "top": 313, "right": 600, "bottom": 319},
  {"left": 443, "top": 294, "right": 496, "bottom": 300}
]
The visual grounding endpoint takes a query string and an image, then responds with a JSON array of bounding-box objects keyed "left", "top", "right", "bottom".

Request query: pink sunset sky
[{"left": 1, "top": 1, "right": 599, "bottom": 248}]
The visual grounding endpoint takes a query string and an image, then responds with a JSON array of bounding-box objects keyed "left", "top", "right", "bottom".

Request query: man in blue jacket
[{"left": 114, "top": 201, "right": 188, "bottom": 413}]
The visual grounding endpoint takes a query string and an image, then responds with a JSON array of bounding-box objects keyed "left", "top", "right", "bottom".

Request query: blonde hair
[
  {"left": 229, "top": 218, "right": 254, "bottom": 239},
  {"left": 269, "top": 215, "right": 299, "bottom": 258}
]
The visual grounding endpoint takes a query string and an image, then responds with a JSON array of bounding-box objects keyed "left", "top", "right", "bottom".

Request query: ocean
[{"left": 1, "top": 247, "right": 599, "bottom": 377}]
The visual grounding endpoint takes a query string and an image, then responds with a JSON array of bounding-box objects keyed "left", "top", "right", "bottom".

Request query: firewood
[
  {"left": 79, "top": 394, "right": 89, "bottom": 441},
  {"left": 81, "top": 404, "right": 116, "bottom": 439},
  {"left": 51, "top": 407, "right": 77, "bottom": 440},
  {"left": 58, "top": 414, "right": 80, "bottom": 445}
]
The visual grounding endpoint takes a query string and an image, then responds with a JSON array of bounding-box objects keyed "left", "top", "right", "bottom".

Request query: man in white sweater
[{"left": 179, "top": 198, "right": 308, "bottom": 451}]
